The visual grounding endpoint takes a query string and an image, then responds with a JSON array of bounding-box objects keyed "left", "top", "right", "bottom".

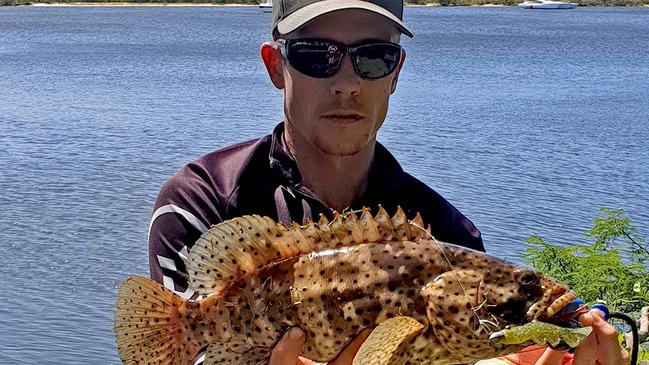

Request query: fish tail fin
[{"left": 115, "top": 275, "right": 201, "bottom": 365}]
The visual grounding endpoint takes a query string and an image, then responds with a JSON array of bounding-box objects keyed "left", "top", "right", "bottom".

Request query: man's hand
[
  {"left": 535, "top": 309, "right": 630, "bottom": 365},
  {"left": 269, "top": 328, "right": 371, "bottom": 365},
  {"left": 572, "top": 309, "right": 629, "bottom": 365}
]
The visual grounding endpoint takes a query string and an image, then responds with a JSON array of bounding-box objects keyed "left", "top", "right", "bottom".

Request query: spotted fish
[{"left": 114, "top": 207, "right": 582, "bottom": 365}]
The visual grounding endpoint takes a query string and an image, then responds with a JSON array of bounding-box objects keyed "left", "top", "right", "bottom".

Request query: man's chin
[{"left": 313, "top": 138, "right": 369, "bottom": 157}]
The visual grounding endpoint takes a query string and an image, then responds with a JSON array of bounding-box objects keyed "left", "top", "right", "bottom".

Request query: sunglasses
[{"left": 277, "top": 38, "right": 402, "bottom": 80}]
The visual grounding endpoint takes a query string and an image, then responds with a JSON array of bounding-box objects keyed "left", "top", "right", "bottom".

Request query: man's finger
[
  {"left": 590, "top": 310, "right": 626, "bottom": 365},
  {"left": 329, "top": 329, "right": 372, "bottom": 365},
  {"left": 572, "top": 319, "right": 597, "bottom": 365},
  {"left": 269, "top": 327, "right": 306, "bottom": 365}
]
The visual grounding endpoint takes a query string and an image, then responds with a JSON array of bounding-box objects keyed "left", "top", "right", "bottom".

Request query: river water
[{"left": 0, "top": 5, "right": 647, "bottom": 363}]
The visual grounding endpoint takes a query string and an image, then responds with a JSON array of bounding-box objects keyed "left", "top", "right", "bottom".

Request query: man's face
[{"left": 280, "top": 10, "right": 404, "bottom": 157}]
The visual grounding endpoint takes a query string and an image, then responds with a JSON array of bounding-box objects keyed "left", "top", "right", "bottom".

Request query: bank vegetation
[{"left": 525, "top": 208, "right": 649, "bottom": 358}]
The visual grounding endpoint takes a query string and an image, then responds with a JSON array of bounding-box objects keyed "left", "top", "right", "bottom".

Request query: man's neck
[{"left": 284, "top": 130, "right": 374, "bottom": 212}]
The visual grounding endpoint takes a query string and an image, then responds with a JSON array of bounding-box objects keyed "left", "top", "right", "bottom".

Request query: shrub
[{"left": 524, "top": 208, "right": 648, "bottom": 353}]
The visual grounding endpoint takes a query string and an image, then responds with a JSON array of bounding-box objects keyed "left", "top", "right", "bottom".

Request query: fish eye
[{"left": 515, "top": 269, "right": 538, "bottom": 286}]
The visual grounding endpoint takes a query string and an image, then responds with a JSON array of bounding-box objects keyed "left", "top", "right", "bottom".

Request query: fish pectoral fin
[
  {"left": 203, "top": 342, "right": 270, "bottom": 365},
  {"left": 352, "top": 316, "right": 424, "bottom": 365}
]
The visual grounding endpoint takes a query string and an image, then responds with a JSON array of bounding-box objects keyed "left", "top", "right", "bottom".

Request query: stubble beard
[{"left": 311, "top": 133, "right": 373, "bottom": 157}]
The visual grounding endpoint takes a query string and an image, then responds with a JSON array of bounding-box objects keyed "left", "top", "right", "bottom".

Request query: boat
[
  {"left": 518, "top": 0, "right": 577, "bottom": 8},
  {"left": 259, "top": 0, "right": 272, "bottom": 9}
]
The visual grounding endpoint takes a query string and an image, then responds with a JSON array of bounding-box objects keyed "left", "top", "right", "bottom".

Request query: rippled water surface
[{"left": 1, "top": 5, "right": 647, "bottom": 363}]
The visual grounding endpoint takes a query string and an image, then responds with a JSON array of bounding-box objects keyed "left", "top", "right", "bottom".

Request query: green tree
[{"left": 525, "top": 208, "right": 648, "bottom": 354}]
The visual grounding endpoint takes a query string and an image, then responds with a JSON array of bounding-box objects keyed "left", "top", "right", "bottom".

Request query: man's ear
[
  {"left": 261, "top": 42, "right": 285, "bottom": 89},
  {"left": 390, "top": 49, "right": 406, "bottom": 94}
]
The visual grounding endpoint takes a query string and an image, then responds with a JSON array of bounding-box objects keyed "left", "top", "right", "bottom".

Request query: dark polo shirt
[{"left": 148, "top": 122, "right": 483, "bottom": 298}]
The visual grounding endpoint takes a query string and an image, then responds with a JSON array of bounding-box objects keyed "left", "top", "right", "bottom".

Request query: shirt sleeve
[
  {"left": 148, "top": 211, "right": 209, "bottom": 363},
  {"left": 147, "top": 168, "right": 223, "bottom": 300},
  {"left": 148, "top": 207, "right": 207, "bottom": 300}
]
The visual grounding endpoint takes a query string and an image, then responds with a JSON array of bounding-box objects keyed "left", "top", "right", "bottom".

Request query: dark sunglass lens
[
  {"left": 286, "top": 40, "right": 342, "bottom": 78},
  {"left": 353, "top": 44, "right": 401, "bottom": 79}
]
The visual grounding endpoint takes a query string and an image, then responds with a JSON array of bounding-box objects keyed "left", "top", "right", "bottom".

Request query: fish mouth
[
  {"left": 541, "top": 294, "right": 591, "bottom": 350},
  {"left": 533, "top": 290, "right": 590, "bottom": 330},
  {"left": 545, "top": 294, "right": 590, "bottom": 329},
  {"left": 527, "top": 289, "right": 577, "bottom": 323},
  {"left": 545, "top": 290, "right": 577, "bottom": 319}
]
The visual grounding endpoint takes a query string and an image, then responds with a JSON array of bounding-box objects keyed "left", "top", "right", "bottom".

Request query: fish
[{"left": 114, "top": 207, "right": 584, "bottom": 365}]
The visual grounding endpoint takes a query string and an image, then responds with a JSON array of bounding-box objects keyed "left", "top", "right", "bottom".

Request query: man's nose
[{"left": 330, "top": 55, "right": 361, "bottom": 97}]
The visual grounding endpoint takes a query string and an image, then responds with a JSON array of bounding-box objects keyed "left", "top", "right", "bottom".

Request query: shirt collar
[
  {"left": 268, "top": 122, "right": 406, "bottom": 203},
  {"left": 269, "top": 122, "right": 302, "bottom": 186}
]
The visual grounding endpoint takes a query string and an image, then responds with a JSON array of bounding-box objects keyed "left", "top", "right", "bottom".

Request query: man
[
  {"left": 149, "top": 0, "right": 482, "bottom": 311},
  {"left": 148, "top": 0, "right": 627, "bottom": 364}
]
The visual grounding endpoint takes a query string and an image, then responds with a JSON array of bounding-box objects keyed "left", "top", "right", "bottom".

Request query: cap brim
[{"left": 277, "top": 0, "right": 413, "bottom": 38}]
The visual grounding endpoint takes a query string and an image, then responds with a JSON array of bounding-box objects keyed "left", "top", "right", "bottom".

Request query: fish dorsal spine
[{"left": 187, "top": 206, "right": 429, "bottom": 297}]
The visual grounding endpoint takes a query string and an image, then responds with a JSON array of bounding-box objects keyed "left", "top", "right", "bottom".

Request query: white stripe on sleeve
[
  {"left": 194, "top": 353, "right": 205, "bottom": 365},
  {"left": 148, "top": 204, "right": 209, "bottom": 239},
  {"left": 178, "top": 245, "right": 190, "bottom": 263},
  {"left": 157, "top": 255, "right": 178, "bottom": 271}
]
